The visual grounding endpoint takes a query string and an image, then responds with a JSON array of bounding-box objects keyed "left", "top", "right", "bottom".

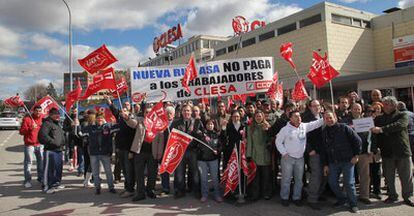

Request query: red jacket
[{"left": 19, "top": 114, "right": 43, "bottom": 146}]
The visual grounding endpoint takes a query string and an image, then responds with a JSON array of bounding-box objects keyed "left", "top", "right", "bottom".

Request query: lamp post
[{"left": 62, "top": 0, "right": 73, "bottom": 92}]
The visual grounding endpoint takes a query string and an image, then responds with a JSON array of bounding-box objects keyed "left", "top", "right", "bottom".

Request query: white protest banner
[
  {"left": 130, "top": 57, "right": 274, "bottom": 102},
  {"left": 352, "top": 117, "right": 375, "bottom": 133}
]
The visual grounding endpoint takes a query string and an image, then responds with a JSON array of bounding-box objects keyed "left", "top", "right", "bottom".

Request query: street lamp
[
  {"left": 21, "top": 71, "right": 37, "bottom": 101},
  {"left": 62, "top": 0, "right": 73, "bottom": 92}
]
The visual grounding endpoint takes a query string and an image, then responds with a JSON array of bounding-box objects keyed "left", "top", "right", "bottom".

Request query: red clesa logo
[{"left": 232, "top": 15, "right": 266, "bottom": 35}]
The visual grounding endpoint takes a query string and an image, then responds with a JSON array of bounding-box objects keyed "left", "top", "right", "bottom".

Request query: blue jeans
[
  {"left": 328, "top": 162, "right": 357, "bottom": 207},
  {"left": 43, "top": 150, "right": 63, "bottom": 190},
  {"left": 76, "top": 146, "right": 84, "bottom": 174},
  {"left": 161, "top": 172, "right": 170, "bottom": 192},
  {"left": 198, "top": 160, "right": 220, "bottom": 198},
  {"left": 24, "top": 145, "right": 44, "bottom": 183},
  {"left": 280, "top": 156, "right": 304, "bottom": 200},
  {"left": 90, "top": 155, "right": 114, "bottom": 189}
]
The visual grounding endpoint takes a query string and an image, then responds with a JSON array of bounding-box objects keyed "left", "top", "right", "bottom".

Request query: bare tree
[{"left": 23, "top": 83, "right": 48, "bottom": 101}]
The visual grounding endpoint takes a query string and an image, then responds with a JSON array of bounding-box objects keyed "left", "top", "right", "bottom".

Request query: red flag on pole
[
  {"left": 80, "top": 67, "right": 117, "bottom": 100},
  {"left": 4, "top": 95, "right": 24, "bottom": 107},
  {"left": 110, "top": 77, "right": 129, "bottom": 98},
  {"left": 292, "top": 79, "right": 309, "bottom": 101},
  {"left": 240, "top": 139, "right": 256, "bottom": 185},
  {"left": 78, "top": 44, "right": 118, "bottom": 75},
  {"left": 65, "top": 78, "right": 82, "bottom": 112},
  {"left": 307, "top": 52, "right": 340, "bottom": 88},
  {"left": 144, "top": 100, "right": 169, "bottom": 143},
  {"left": 280, "top": 42, "right": 296, "bottom": 69},
  {"left": 181, "top": 55, "right": 198, "bottom": 93},
  {"left": 94, "top": 106, "right": 116, "bottom": 123},
  {"left": 31, "top": 95, "right": 60, "bottom": 115},
  {"left": 159, "top": 128, "right": 193, "bottom": 174},
  {"left": 199, "top": 98, "right": 210, "bottom": 105},
  {"left": 221, "top": 146, "right": 240, "bottom": 196}
]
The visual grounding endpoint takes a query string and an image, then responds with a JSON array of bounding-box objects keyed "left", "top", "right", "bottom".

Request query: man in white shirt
[{"left": 276, "top": 110, "right": 324, "bottom": 206}]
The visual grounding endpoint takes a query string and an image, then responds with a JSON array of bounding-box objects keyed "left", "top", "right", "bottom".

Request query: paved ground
[{"left": 0, "top": 129, "right": 413, "bottom": 216}]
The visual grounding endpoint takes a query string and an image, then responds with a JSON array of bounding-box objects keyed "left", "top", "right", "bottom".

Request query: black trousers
[
  {"left": 249, "top": 165, "right": 272, "bottom": 200},
  {"left": 370, "top": 162, "right": 381, "bottom": 195},
  {"left": 174, "top": 150, "right": 200, "bottom": 195},
  {"left": 134, "top": 151, "right": 157, "bottom": 197}
]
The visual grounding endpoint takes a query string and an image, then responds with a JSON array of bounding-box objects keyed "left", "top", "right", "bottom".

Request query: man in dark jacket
[
  {"left": 321, "top": 111, "right": 362, "bottom": 213},
  {"left": 397, "top": 101, "right": 414, "bottom": 164},
  {"left": 39, "top": 108, "right": 65, "bottom": 194},
  {"left": 105, "top": 95, "right": 136, "bottom": 198},
  {"left": 171, "top": 104, "right": 204, "bottom": 199},
  {"left": 372, "top": 96, "right": 413, "bottom": 206}
]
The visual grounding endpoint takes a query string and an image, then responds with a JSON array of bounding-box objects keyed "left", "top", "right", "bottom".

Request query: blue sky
[{"left": 0, "top": 0, "right": 413, "bottom": 99}]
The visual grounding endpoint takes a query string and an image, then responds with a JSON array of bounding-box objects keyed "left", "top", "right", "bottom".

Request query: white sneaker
[
  {"left": 24, "top": 182, "right": 32, "bottom": 188},
  {"left": 55, "top": 185, "right": 65, "bottom": 189},
  {"left": 45, "top": 188, "right": 55, "bottom": 194}
]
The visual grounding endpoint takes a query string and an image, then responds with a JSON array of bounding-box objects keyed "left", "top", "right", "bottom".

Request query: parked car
[{"left": 0, "top": 112, "right": 21, "bottom": 130}]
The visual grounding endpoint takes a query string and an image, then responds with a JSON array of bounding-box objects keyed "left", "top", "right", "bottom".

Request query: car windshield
[{"left": 0, "top": 113, "right": 17, "bottom": 118}]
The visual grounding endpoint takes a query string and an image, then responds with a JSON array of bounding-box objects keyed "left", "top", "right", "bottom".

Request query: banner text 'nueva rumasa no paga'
[{"left": 130, "top": 57, "right": 274, "bottom": 103}]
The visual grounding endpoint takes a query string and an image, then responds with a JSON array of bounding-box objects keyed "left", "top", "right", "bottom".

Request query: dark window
[
  {"left": 363, "top": 20, "right": 371, "bottom": 28},
  {"left": 353, "top": 18, "right": 362, "bottom": 27},
  {"left": 242, "top": 38, "right": 256, "bottom": 47},
  {"left": 227, "top": 44, "right": 238, "bottom": 53},
  {"left": 332, "top": 14, "right": 351, "bottom": 25},
  {"left": 259, "top": 31, "right": 275, "bottom": 41},
  {"left": 277, "top": 23, "right": 297, "bottom": 36},
  {"left": 299, "top": 14, "right": 322, "bottom": 28},
  {"left": 216, "top": 48, "right": 227, "bottom": 57}
]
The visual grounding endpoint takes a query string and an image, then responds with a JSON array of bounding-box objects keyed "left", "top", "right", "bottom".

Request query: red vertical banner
[
  {"left": 159, "top": 129, "right": 193, "bottom": 174},
  {"left": 221, "top": 146, "right": 239, "bottom": 196}
]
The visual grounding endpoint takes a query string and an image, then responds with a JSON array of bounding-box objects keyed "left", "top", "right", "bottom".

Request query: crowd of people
[{"left": 19, "top": 89, "right": 414, "bottom": 213}]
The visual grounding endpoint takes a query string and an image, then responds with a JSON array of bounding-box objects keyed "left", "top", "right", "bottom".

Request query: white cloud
[
  {"left": 0, "top": 25, "right": 23, "bottom": 57},
  {"left": 398, "top": 0, "right": 414, "bottom": 8}
]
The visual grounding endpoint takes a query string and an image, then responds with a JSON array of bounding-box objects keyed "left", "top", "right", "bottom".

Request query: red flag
[
  {"left": 144, "top": 100, "right": 169, "bottom": 143},
  {"left": 221, "top": 146, "right": 239, "bottom": 196},
  {"left": 280, "top": 42, "right": 296, "bottom": 69},
  {"left": 110, "top": 77, "right": 129, "bottom": 98},
  {"left": 4, "top": 95, "right": 24, "bottom": 107},
  {"left": 275, "top": 82, "right": 284, "bottom": 107},
  {"left": 31, "top": 95, "right": 60, "bottom": 115},
  {"left": 240, "top": 139, "right": 256, "bottom": 185},
  {"left": 159, "top": 128, "right": 193, "bottom": 174},
  {"left": 78, "top": 44, "right": 118, "bottom": 75},
  {"left": 94, "top": 106, "right": 116, "bottom": 123},
  {"left": 181, "top": 55, "right": 198, "bottom": 93},
  {"left": 199, "top": 98, "right": 210, "bottom": 105},
  {"left": 292, "top": 79, "right": 309, "bottom": 101},
  {"left": 307, "top": 52, "right": 340, "bottom": 88},
  {"left": 65, "top": 79, "right": 82, "bottom": 112},
  {"left": 227, "top": 96, "right": 233, "bottom": 111},
  {"left": 80, "top": 67, "right": 117, "bottom": 100}
]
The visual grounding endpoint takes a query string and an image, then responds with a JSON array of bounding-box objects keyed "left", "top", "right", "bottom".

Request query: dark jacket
[
  {"left": 109, "top": 104, "right": 136, "bottom": 151},
  {"left": 374, "top": 110, "right": 411, "bottom": 158},
  {"left": 63, "top": 114, "right": 82, "bottom": 146},
  {"left": 223, "top": 122, "right": 245, "bottom": 154},
  {"left": 321, "top": 123, "right": 362, "bottom": 165},
  {"left": 302, "top": 111, "right": 323, "bottom": 155},
  {"left": 171, "top": 118, "right": 204, "bottom": 151},
  {"left": 39, "top": 117, "right": 65, "bottom": 151},
  {"left": 341, "top": 114, "right": 376, "bottom": 154},
  {"left": 197, "top": 130, "right": 222, "bottom": 161},
  {"left": 81, "top": 123, "right": 119, "bottom": 156},
  {"left": 401, "top": 109, "right": 414, "bottom": 136},
  {"left": 268, "top": 113, "right": 289, "bottom": 137}
]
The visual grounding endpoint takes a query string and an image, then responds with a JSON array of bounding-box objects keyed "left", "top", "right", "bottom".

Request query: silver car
[{"left": 0, "top": 112, "right": 21, "bottom": 130}]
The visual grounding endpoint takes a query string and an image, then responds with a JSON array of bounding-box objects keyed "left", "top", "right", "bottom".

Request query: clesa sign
[
  {"left": 232, "top": 15, "right": 266, "bottom": 35},
  {"left": 153, "top": 23, "right": 183, "bottom": 54}
]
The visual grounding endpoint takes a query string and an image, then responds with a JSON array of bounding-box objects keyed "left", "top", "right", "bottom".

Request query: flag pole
[
  {"left": 236, "top": 143, "right": 245, "bottom": 204},
  {"left": 22, "top": 104, "right": 36, "bottom": 125},
  {"left": 329, "top": 81, "right": 335, "bottom": 113},
  {"left": 116, "top": 90, "right": 124, "bottom": 111},
  {"left": 49, "top": 96, "right": 74, "bottom": 122}
]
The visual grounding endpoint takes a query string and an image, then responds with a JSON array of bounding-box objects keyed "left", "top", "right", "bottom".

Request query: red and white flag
[
  {"left": 94, "top": 106, "right": 116, "bottom": 123},
  {"left": 65, "top": 78, "right": 82, "bottom": 112},
  {"left": 221, "top": 146, "right": 240, "bottom": 196},
  {"left": 144, "top": 100, "right": 169, "bottom": 143},
  {"left": 240, "top": 139, "right": 256, "bottom": 185},
  {"left": 307, "top": 52, "right": 340, "bottom": 88},
  {"left": 291, "top": 79, "right": 309, "bottom": 101},
  {"left": 4, "top": 95, "right": 24, "bottom": 108},
  {"left": 181, "top": 55, "right": 198, "bottom": 93},
  {"left": 78, "top": 44, "right": 118, "bottom": 75},
  {"left": 199, "top": 98, "right": 210, "bottom": 105},
  {"left": 280, "top": 42, "right": 296, "bottom": 69},
  {"left": 31, "top": 95, "right": 60, "bottom": 115},
  {"left": 159, "top": 128, "right": 193, "bottom": 174},
  {"left": 80, "top": 67, "right": 117, "bottom": 100},
  {"left": 110, "top": 77, "right": 129, "bottom": 98}
]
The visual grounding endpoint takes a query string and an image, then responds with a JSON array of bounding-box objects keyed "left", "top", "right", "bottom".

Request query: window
[
  {"left": 227, "top": 44, "right": 238, "bottom": 53},
  {"left": 352, "top": 18, "right": 362, "bottom": 27},
  {"left": 195, "top": 41, "right": 200, "bottom": 49},
  {"left": 363, "top": 20, "right": 371, "bottom": 28},
  {"left": 259, "top": 31, "right": 275, "bottom": 41},
  {"left": 202, "top": 40, "right": 209, "bottom": 48},
  {"left": 216, "top": 48, "right": 227, "bottom": 57},
  {"left": 242, "top": 38, "right": 256, "bottom": 47},
  {"left": 277, "top": 23, "right": 297, "bottom": 36},
  {"left": 332, "top": 14, "right": 351, "bottom": 25},
  {"left": 299, "top": 14, "right": 322, "bottom": 28}
]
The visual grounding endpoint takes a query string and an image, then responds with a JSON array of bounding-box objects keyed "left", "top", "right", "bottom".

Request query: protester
[
  {"left": 197, "top": 119, "right": 223, "bottom": 203},
  {"left": 321, "top": 111, "right": 362, "bottom": 213},
  {"left": 246, "top": 110, "right": 272, "bottom": 201},
  {"left": 371, "top": 89, "right": 382, "bottom": 104},
  {"left": 213, "top": 101, "right": 230, "bottom": 132},
  {"left": 39, "top": 108, "right": 66, "bottom": 194},
  {"left": 63, "top": 108, "right": 84, "bottom": 176},
  {"left": 397, "top": 101, "right": 414, "bottom": 164},
  {"left": 80, "top": 109, "right": 95, "bottom": 188},
  {"left": 336, "top": 96, "right": 350, "bottom": 121},
  {"left": 222, "top": 110, "right": 245, "bottom": 171},
  {"left": 20, "top": 105, "right": 44, "bottom": 188},
  {"left": 79, "top": 112, "right": 118, "bottom": 195},
  {"left": 371, "top": 96, "right": 414, "bottom": 206},
  {"left": 301, "top": 100, "right": 326, "bottom": 210},
  {"left": 276, "top": 109, "right": 324, "bottom": 207}
]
